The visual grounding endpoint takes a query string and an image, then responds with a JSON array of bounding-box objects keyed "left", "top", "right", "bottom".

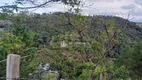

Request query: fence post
[{"left": 6, "top": 54, "right": 20, "bottom": 80}]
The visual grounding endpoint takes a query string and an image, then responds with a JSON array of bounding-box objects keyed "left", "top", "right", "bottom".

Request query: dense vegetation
[{"left": 0, "top": 11, "right": 142, "bottom": 80}]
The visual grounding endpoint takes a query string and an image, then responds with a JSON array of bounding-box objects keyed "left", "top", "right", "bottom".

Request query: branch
[{"left": 0, "top": 0, "right": 53, "bottom": 10}]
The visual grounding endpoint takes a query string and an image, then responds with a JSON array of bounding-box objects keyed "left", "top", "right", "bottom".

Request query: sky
[{"left": 0, "top": 0, "right": 142, "bottom": 22}]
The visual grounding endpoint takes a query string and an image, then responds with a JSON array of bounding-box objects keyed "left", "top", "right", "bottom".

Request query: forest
[{"left": 0, "top": 0, "right": 142, "bottom": 80}]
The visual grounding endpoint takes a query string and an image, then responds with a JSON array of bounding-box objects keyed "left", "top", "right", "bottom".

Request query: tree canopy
[{"left": 0, "top": 0, "right": 142, "bottom": 80}]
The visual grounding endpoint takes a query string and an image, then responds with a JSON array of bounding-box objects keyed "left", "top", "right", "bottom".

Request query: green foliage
[
  {"left": 75, "top": 63, "right": 94, "bottom": 78},
  {"left": 41, "top": 73, "right": 58, "bottom": 80},
  {"left": 0, "top": 32, "right": 22, "bottom": 76},
  {"left": 0, "top": 13, "right": 8, "bottom": 20},
  {"left": 0, "top": 0, "right": 141, "bottom": 79},
  {"left": 130, "top": 42, "right": 142, "bottom": 75},
  {"left": 116, "top": 42, "right": 142, "bottom": 79},
  {"left": 0, "top": 15, "right": 38, "bottom": 78},
  {"left": 1, "top": 11, "right": 142, "bottom": 80},
  {"left": 72, "top": 15, "right": 90, "bottom": 27},
  {"left": 25, "top": 13, "right": 141, "bottom": 79},
  {"left": 0, "top": 32, "right": 22, "bottom": 54}
]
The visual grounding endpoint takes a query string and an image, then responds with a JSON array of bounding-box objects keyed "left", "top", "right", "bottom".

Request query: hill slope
[{"left": 2, "top": 12, "right": 142, "bottom": 79}]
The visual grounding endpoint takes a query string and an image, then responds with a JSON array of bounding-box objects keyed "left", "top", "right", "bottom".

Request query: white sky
[{"left": 0, "top": 0, "right": 142, "bottom": 22}]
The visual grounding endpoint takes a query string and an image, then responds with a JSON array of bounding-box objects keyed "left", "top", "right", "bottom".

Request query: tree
[{"left": 0, "top": 16, "right": 38, "bottom": 78}]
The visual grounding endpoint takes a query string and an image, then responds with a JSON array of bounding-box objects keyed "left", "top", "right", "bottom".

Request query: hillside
[
  {"left": 6, "top": 12, "right": 142, "bottom": 43},
  {"left": 8, "top": 13, "right": 142, "bottom": 45},
  {"left": 1, "top": 12, "right": 142, "bottom": 79}
]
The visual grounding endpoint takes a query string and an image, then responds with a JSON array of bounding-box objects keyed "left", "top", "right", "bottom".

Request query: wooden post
[{"left": 6, "top": 54, "right": 20, "bottom": 80}]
